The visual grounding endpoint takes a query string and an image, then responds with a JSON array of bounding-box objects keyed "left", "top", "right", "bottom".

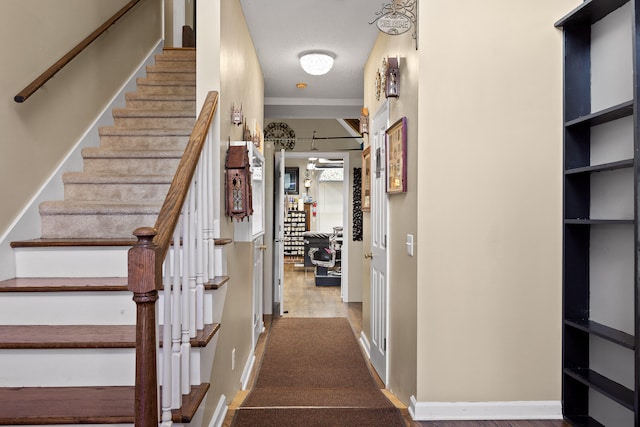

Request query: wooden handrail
[
  {"left": 128, "top": 90, "right": 218, "bottom": 426},
  {"left": 14, "top": 0, "right": 141, "bottom": 103},
  {"left": 153, "top": 90, "right": 219, "bottom": 256}
]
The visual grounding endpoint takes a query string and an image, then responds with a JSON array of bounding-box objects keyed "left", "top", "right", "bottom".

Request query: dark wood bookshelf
[{"left": 558, "top": 0, "right": 639, "bottom": 425}]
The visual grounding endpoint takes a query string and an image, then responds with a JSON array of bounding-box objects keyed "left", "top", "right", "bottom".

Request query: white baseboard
[
  {"left": 359, "top": 331, "right": 371, "bottom": 359},
  {"left": 241, "top": 352, "right": 256, "bottom": 390},
  {"left": 208, "top": 394, "right": 227, "bottom": 427},
  {"left": 409, "top": 397, "right": 562, "bottom": 421}
]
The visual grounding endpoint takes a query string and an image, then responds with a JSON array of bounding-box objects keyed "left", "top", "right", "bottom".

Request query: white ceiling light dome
[{"left": 299, "top": 51, "right": 335, "bottom": 76}]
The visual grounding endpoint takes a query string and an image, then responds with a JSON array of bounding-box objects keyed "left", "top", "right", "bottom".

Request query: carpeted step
[
  {"left": 39, "top": 201, "right": 162, "bottom": 239},
  {"left": 135, "top": 77, "right": 195, "bottom": 94},
  {"left": 62, "top": 172, "right": 172, "bottom": 202},
  {"left": 112, "top": 107, "right": 196, "bottom": 129},
  {"left": 81, "top": 147, "right": 183, "bottom": 174},
  {"left": 98, "top": 127, "right": 191, "bottom": 150},
  {"left": 147, "top": 61, "right": 196, "bottom": 72},
  {"left": 145, "top": 69, "right": 195, "bottom": 82},
  {"left": 157, "top": 48, "right": 196, "bottom": 60},
  {"left": 125, "top": 92, "right": 196, "bottom": 110}
]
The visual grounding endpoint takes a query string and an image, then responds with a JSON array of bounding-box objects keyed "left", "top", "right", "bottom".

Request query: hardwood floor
[
  {"left": 225, "top": 265, "right": 568, "bottom": 427},
  {"left": 282, "top": 263, "right": 362, "bottom": 333}
]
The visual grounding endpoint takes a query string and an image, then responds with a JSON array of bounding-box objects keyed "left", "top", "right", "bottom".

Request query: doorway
[{"left": 275, "top": 151, "right": 351, "bottom": 317}]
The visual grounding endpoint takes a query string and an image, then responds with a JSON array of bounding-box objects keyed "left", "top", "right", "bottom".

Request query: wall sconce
[
  {"left": 385, "top": 56, "right": 400, "bottom": 98},
  {"left": 359, "top": 107, "right": 369, "bottom": 135},
  {"left": 231, "top": 103, "right": 243, "bottom": 126}
]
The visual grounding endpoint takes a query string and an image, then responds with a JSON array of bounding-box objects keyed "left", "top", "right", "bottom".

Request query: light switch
[{"left": 406, "top": 234, "right": 414, "bottom": 256}]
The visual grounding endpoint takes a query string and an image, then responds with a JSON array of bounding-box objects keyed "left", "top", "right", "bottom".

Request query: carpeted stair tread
[
  {"left": 146, "top": 62, "right": 196, "bottom": 73},
  {"left": 0, "top": 323, "right": 220, "bottom": 349},
  {"left": 81, "top": 147, "right": 185, "bottom": 159},
  {"left": 125, "top": 92, "right": 196, "bottom": 102},
  {"left": 0, "top": 383, "right": 208, "bottom": 425},
  {"left": 112, "top": 108, "right": 196, "bottom": 118},
  {"left": 98, "top": 126, "right": 192, "bottom": 136},
  {"left": 40, "top": 200, "right": 162, "bottom": 215},
  {"left": 63, "top": 172, "right": 173, "bottom": 184},
  {"left": 136, "top": 77, "right": 196, "bottom": 87}
]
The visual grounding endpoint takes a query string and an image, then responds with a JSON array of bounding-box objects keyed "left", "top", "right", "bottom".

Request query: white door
[
  {"left": 370, "top": 103, "right": 389, "bottom": 384},
  {"left": 253, "top": 235, "right": 265, "bottom": 347},
  {"left": 273, "top": 150, "right": 285, "bottom": 316}
]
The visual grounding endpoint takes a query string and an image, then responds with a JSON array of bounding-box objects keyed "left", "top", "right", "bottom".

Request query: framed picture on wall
[
  {"left": 361, "top": 146, "right": 371, "bottom": 211},
  {"left": 284, "top": 167, "right": 299, "bottom": 194},
  {"left": 386, "top": 117, "right": 407, "bottom": 194}
]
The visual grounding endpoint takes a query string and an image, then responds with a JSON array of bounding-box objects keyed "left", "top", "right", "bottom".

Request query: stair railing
[
  {"left": 14, "top": 0, "right": 141, "bottom": 103},
  {"left": 128, "top": 91, "right": 219, "bottom": 426}
]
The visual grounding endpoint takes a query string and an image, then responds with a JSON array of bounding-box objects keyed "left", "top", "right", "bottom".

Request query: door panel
[{"left": 370, "top": 104, "right": 388, "bottom": 384}]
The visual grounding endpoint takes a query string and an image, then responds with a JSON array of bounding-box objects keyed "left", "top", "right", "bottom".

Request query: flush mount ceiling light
[{"left": 299, "top": 51, "right": 335, "bottom": 76}]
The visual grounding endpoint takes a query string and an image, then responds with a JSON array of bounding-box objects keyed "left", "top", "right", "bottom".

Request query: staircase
[{"left": 0, "top": 48, "right": 227, "bottom": 426}]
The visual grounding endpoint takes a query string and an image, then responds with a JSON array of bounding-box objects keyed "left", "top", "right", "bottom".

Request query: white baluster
[
  {"left": 196, "top": 156, "right": 205, "bottom": 330},
  {"left": 171, "top": 222, "right": 182, "bottom": 409},
  {"left": 161, "top": 260, "right": 173, "bottom": 426},
  {"left": 189, "top": 179, "right": 197, "bottom": 338},
  {"left": 181, "top": 196, "right": 192, "bottom": 395},
  {"left": 206, "top": 133, "right": 215, "bottom": 281}
]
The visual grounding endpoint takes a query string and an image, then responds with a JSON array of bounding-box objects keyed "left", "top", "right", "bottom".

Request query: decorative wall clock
[{"left": 264, "top": 122, "right": 296, "bottom": 150}]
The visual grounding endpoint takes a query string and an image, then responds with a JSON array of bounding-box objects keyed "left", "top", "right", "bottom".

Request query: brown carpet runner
[{"left": 232, "top": 317, "right": 405, "bottom": 426}]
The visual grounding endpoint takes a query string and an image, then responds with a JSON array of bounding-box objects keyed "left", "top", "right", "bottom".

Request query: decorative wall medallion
[{"left": 264, "top": 122, "right": 296, "bottom": 150}]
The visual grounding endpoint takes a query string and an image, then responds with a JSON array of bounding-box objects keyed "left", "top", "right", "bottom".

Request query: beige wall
[
  {"left": 202, "top": 0, "right": 265, "bottom": 418},
  {"left": 363, "top": 30, "right": 419, "bottom": 404},
  {"left": 0, "top": 0, "right": 161, "bottom": 238},
  {"left": 415, "top": 0, "right": 579, "bottom": 403}
]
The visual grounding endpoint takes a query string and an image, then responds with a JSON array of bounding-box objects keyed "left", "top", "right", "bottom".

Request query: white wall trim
[
  {"left": 241, "top": 352, "right": 256, "bottom": 390},
  {"left": 409, "top": 397, "right": 563, "bottom": 421},
  {"left": 208, "top": 394, "right": 228, "bottom": 427},
  {"left": 359, "top": 331, "right": 371, "bottom": 359}
]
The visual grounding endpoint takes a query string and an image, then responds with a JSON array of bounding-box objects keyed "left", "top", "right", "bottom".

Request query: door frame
[{"left": 276, "top": 151, "right": 351, "bottom": 303}]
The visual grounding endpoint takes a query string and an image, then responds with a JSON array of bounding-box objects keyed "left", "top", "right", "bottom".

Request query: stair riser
[
  {"left": 126, "top": 99, "right": 195, "bottom": 110},
  {"left": 0, "top": 347, "right": 206, "bottom": 387},
  {"left": 147, "top": 63, "right": 196, "bottom": 72},
  {"left": 155, "top": 54, "right": 196, "bottom": 62},
  {"left": 113, "top": 117, "right": 196, "bottom": 129},
  {"left": 82, "top": 157, "right": 181, "bottom": 174},
  {"left": 145, "top": 72, "right": 195, "bottom": 82},
  {"left": 99, "top": 137, "right": 190, "bottom": 152},
  {"left": 0, "top": 290, "right": 215, "bottom": 326},
  {"left": 64, "top": 183, "right": 171, "bottom": 203},
  {"left": 40, "top": 213, "right": 159, "bottom": 239},
  {"left": 0, "top": 292, "right": 135, "bottom": 325},
  {"left": 15, "top": 247, "right": 130, "bottom": 277},
  {"left": 136, "top": 85, "right": 196, "bottom": 95}
]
